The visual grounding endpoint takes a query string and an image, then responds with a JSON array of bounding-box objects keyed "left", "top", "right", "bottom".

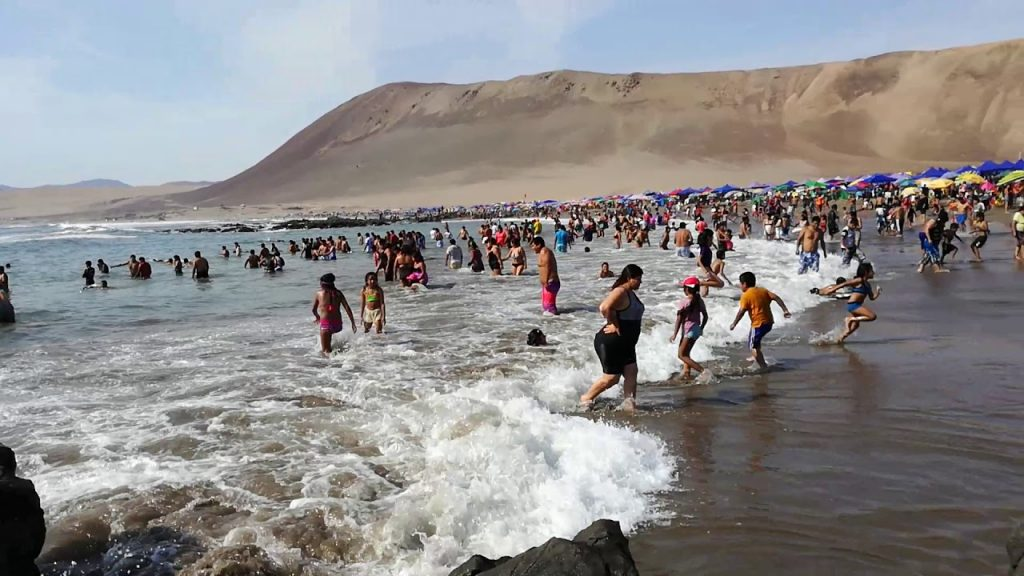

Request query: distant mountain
[
  {"left": 161, "top": 180, "right": 217, "bottom": 187},
  {"left": 59, "top": 179, "right": 132, "bottom": 189},
  {"left": 0, "top": 179, "right": 132, "bottom": 191}
]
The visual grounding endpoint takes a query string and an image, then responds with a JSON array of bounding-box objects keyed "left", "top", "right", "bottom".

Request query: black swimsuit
[{"left": 594, "top": 291, "right": 645, "bottom": 375}]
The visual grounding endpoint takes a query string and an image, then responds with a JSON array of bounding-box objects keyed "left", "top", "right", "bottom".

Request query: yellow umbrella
[
  {"left": 924, "top": 178, "right": 954, "bottom": 189},
  {"left": 955, "top": 172, "right": 985, "bottom": 184},
  {"left": 900, "top": 187, "right": 921, "bottom": 198}
]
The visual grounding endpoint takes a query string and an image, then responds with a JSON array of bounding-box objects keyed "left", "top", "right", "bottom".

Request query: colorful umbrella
[
  {"left": 924, "top": 178, "right": 954, "bottom": 189},
  {"left": 955, "top": 172, "right": 986, "bottom": 185},
  {"left": 804, "top": 180, "right": 827, "bottom": 190},
  {"left": 900, "top": 187, "right": 921, "bottom": 198},
  {"left": 996, "top": 170, "right": 1024, "bottom": 186}
]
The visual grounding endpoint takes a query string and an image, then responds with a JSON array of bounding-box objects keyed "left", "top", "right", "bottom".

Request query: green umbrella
[
  {"left": 804, "top": 180, "right": 826, "bottom": 190},
  {"left": 996, "top": 170, "right": 1024, "bottom": 186}
]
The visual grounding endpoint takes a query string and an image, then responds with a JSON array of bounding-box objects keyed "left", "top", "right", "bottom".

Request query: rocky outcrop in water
[{"left": 448, "top": 519, "right": 638, "bottom": 576}]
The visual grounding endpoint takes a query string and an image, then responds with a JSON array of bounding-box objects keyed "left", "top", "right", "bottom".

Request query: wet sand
[{"left": 626, "top": 226, "right": 1023, "bottom": 575}]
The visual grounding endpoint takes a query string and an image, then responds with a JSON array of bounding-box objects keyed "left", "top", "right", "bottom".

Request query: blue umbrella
[
  {"left": 940, "top": 171, "right": 959, "bottom": 179},
  {"left": 996, "top": 160, "right": 1016, "bottom": 170},
  {"left": 954, "top": 165, "right": 976, "bottom": 174},
  {"left": 713, "top": 184, "right": 740, "bottom": 194},
  {"left": 1012, "top": 159, "right": 1024, "bottom": 171}
]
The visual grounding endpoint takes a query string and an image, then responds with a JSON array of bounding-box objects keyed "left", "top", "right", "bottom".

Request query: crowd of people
[{"left": 3, "top": 181, "right": 1022, "bottom": 410}]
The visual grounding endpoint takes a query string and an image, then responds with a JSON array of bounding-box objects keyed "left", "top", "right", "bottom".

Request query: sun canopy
[
  {"left": 713, "top": 184, "right": 741, "bottom": 194},
  {"left": 856, "top": 173, "right": 896, "bottom": 185},
  {"left": 955, "top": 172, "right": 986, "bottom": 185},
  {"left": 996, "top": 170, "right": 1024, "bottom": 186},
  {"left": 924, "top": 178, "right": 954, "bottom": 189},
  {"left": 976, "top": 160, "right": 1003, "bottom": 172}
]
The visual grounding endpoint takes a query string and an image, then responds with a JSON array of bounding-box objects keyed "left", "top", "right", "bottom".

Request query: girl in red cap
[{"left": 670, "top": 276, "right": 708, "bottom": 380}]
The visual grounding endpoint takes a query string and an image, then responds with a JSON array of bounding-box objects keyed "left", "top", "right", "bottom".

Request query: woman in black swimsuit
[
  {"left": 486, "top": 239, "right": 503, "bottom": 276},
  {"left": 582, "top": 264, "right": 645, "bottom": 412}
]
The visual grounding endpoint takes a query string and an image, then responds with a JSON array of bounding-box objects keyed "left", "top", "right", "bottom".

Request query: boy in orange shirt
[{"left": 730, "top": 271, "right": 791, "bottom": 368}]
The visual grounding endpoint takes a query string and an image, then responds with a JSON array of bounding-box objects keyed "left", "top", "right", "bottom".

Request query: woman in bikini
[
  {"left": 312, "top": 273, "right": 355, "bottom": 355},
  {"left": 507, "top": 238, "right": 527, "bottom": 276},
  {"left": 360, "top": 272, "right": 386, "bottom": 333},
  {"left": 820, "top": 262, "right": 881, "bottom": 343}
]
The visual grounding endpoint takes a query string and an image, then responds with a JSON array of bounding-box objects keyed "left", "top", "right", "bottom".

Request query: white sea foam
[{"left": 1, "top": 220, "right": 864, "bottom": 575}]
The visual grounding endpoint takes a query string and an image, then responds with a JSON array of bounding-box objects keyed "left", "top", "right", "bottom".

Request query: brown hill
[{"left": 183, "top": 39, "right": 1024, "bottom": 209}]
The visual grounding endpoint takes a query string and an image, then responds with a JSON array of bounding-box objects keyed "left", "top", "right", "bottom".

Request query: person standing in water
[
  {"left": 0, "top": 265, "right": 8, "bottom": 298},
  {"left": 82, "top": 261, "right": 96, "bottom": 288},
  {"left": 820, "top": 262, "right": 881, "bottom": 344},
  {"left": 192, "top": 251, "right": 209, "bottom": 279},
  {"left": 795, "top": 216, "right": 824, "bottom": 274},
  {"left": 670, "top": 276, "right": 708, "bottom": 380},
  {"left": 531, "top": 237, "right": 560, "bottom": 315},
  {"left": 96, "top": 259, "right": 110, "bottom": 274},
  {"left": 507, "top": 238, "right": 527, "bottom": 275},
  {"left": 312, "top": 273, "right": 355, "bottom": 355},
  {"left": 445, "top": 239, "right": 463, "bottom": 270},
  {"left": 360, "top": 272, "right": 386, "bottom": 334},
  {"left": 582, "top": 264, "right": 645, "bottom": 411},
  {"left": 729, "top": 271, "right": 791, "bottom": 369}
]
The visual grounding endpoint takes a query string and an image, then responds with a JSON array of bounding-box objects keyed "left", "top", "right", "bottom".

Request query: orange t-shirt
[{"left": 739, "top": 287, "right": 774, "bottom": 328}]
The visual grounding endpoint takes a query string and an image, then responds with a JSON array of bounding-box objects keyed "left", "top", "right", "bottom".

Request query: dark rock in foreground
[
  {"left": 449, "top": 519, "right": 638, "bottom": 576},
  {"left": 1010, "top": 520, "right": 1023, "bottom": 576}
]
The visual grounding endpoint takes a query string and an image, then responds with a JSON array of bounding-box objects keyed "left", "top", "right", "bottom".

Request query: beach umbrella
[
  {"left": 1012, "top": 159, "right": 1024, "bottom": 170},
  {"left": 996, "top": 170, "right": 1024, "bottom": 186},
  {"left": 857, "top": 173, "right": 896, "bottom": 185},
  {"left": 954, "top": 165, "right": 976, "bottom": 174},
  {"left": 924, "top": 178, "right": 954, "bottom": 189},
  {"left": 897, "top": 178, "right": 918, "bottom": 188},
  {"left": 713, "top": 184, "right": 741, "bottom": 194},
  {"left": 955, "top": 172, "right": 986, "bottom": 185},
  {"left": 940, "top": 171, "right": 959, "bottom": 179},
  {"left": 900, "top": 187, "right": 921, "bottom": 198},
  {"left": 746, "top": 181, "right": 770, "bottom": 189},
  {"left": 804, "top": 180, "right": 827, "bottom": 190}
]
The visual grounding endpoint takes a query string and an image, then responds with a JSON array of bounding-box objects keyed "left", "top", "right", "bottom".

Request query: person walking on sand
[
  {"left": 360, "top": 272, "right": 386, "bottom": 334},
  {"left": 1013, "top": 205, "right": 1024, "bottom": 261},
  {"left": 582, "top": 264, "right": 645, "bottom": 412},
  {"left": 970, "top": 212, "right": 989, "bottom": 262},
  {"left": 312, "top": 273, "right": 355, "bottom": 355},
  {"left": 729, "top": 271, "right": 791, "bottom": 369},
  {"left": 670, "top": 276, "right": 709, "bottom": 380},
  {"left": 531, "top": 237, "right": 560, "bottom": 315}
]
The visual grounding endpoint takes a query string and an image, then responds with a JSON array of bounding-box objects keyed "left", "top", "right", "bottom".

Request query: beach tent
[
  {"left": 955, "top": 172, "right": 986, "bottom": 185},
  {"left": 954, "top": 165, "right": 976, "bottom": 174},
  {"left": 857, "top": 173, "right": 896, "bottom": 185},
  {"left": 713, "top": 184, "right": 741, "bottom": 194},
  {"left": 1012, "top": 159, "right": 1024, "bottom": 170},
  {"left": 940, "top": 171, "right": 959, "bottom": 179},
  {"left": 976, "top": 160, "right": 1003, "bottom": 173},
  {"left": 997, "top": 160, "right": 1016, "bottom": 170},
  {"left": 803, "top": 180, "right": 827, "bottom": 190},
  {"left": 897, "top": 178, "right": 918, "bottom": 188},
  {"left": 746, "top": 182, "right": 771, "bottom": 190},
  {"left": 996, "top": 170, "right": 1024, "bottom": 186},
  {"left": 915, "top": 167, "right": 947, "bottom": 179}
]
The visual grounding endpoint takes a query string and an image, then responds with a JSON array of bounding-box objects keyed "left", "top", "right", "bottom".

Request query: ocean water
[{"left": 1, "top": 219, "right": 859, "bottom": 575}]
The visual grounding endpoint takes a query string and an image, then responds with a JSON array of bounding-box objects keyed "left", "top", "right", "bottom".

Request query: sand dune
[
  {"left": 5, "top": 39, "right": 1024, "bottom": 221},
  {"left": 173, "top": 38, "right": 1024, "bottom": 211}
]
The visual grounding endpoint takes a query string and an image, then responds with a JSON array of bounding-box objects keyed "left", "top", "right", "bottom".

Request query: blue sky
[{"left": 2, "top": 0, "right": 1022, "bottom": 187}]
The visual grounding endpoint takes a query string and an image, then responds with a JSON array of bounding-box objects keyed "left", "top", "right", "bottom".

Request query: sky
[{"left": 1, "top": 0, "right": 1023, "bottom": 187}]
